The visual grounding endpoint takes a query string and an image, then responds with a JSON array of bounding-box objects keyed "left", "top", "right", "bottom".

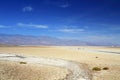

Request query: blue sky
[{"left": 0, "top": 0, "right": 120, "bottom": 44}]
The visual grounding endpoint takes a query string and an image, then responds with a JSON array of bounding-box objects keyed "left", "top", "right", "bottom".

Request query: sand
[
  {"left": 0, "top": 46, "right": 120, "bottom": 80},
  {"left": 0, "top": 53, "right": 92, "bottom": 80},
  {"left": 0, "top": 61, "right": 69, "bottom": 80}
]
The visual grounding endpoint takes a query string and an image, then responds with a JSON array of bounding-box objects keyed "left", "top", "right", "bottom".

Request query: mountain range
[{"left": 0, "top": 34, "right": 118, "bottom": 46}]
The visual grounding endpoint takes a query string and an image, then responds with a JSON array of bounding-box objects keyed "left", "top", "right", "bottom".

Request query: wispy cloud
[
  {"left": 0, "top": 25, "right": 10, "bottom": 28},
  {"left": 58, "top": 28, "right": 84, "bottom": 33},
  {"left": 59, "top": 2, "right": 70, "bottom": 8},
  {"left": 44, "top": 0, "right": 70, "bottom": 8},
  {"left": 17, "top": 23, "right": 48, "bottom": 29},
  {"left": 22, "top": 6, "right": 33, "bottom": 12}
]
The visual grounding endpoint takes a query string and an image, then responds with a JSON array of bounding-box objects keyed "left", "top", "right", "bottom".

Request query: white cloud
[
  {"left": 59, "top": 3, "right": 70, "bottom": 8},
  {"left": 17, "top": 23, "right": 48, "bottom": 29},
  {"left": 22, "top": 6, "right": 33, "bottom": 12},
  {"left": 0, "top": 25, "right": 10, "bottom": 28},
  {"left": 0, "top": 25, "right": 5, "bottom": 28},
  {"left": 58, "top": 28, "right": 84, "bottom": 33},
  {"left": 45, "top": 0, "right": 70, "bottom": 8}
]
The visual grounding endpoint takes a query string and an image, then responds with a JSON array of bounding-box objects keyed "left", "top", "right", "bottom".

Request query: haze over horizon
[{"left": 0, "top": 0, "right": 120, "bottom": 45}]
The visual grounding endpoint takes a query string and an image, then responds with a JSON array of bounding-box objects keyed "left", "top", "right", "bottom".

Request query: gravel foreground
[{"left": 0, "top": 53, "right": 92, "bottom": 80}]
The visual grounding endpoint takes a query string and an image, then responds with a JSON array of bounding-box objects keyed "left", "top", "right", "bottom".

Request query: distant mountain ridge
[{"left": 0, "top": 34, "right": 118, "bottom": 46}]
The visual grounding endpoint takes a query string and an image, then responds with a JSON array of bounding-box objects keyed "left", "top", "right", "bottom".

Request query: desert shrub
[
  {"left": 95, "top": 57, "right": 98, "bottom": 58},
  {"left": 19, "top": 61, "right": 27, "bottom": 64},
  {"left": 103, "top": 67, "right": 109, "bottom": 70},
  {"left": 92, "top": 67, "right": 101, "bottom": 71}
]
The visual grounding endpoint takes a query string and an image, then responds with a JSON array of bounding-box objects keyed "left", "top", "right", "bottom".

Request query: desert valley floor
[{"left": 0, "top": 46, "right": 120, "bottom": 80}]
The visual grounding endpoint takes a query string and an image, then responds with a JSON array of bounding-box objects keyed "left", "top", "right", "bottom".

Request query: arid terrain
[{"left": 0, "top": 46, "right": 120, "bottom": 80}]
